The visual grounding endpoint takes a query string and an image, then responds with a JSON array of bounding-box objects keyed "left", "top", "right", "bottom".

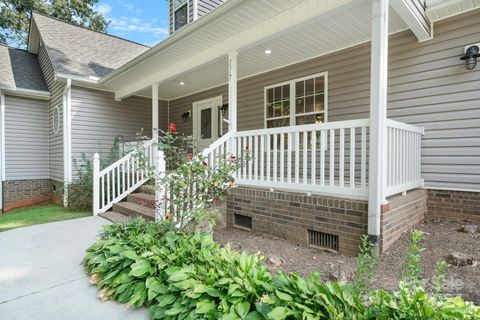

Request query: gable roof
[
  {"left": 31, "top": 12, "right": 150, "bottom": 80},
  {"left": 0, "top": 45, "right": 48, "bottom": 93}
]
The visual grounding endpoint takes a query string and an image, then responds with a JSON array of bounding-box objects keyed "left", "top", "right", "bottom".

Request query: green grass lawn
[{"left": 0, "top": 204, "right": 91, "bottom": 232}]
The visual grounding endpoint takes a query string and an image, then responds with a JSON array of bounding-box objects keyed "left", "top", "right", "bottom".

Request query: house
[{"left": 0, "top": 0, "right": 479, "bottom": 255}]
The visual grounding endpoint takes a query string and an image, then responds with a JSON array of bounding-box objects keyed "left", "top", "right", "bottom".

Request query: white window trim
[
  {"left": 173, "top": 0, "right": 190, "bottom": 32},
  {"left": 264, "top": 71, "right": 328, "bottom": 128}
]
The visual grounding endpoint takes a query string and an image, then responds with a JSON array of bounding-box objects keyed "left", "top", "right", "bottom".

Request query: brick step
[
  {"left": 98, "top": 211, "right": 129, "bottom": 223},
  {"left": 113, "top": 201, "right": 155, "bottom": 221},
  {"left": 138, "top": 184, "right": 156, "bottom": 195},
  {"left": 127, "top": 192, "right": 156, "bottom": 209}
]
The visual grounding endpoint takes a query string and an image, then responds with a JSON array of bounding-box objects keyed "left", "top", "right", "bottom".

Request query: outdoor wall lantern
[
  {"left": 181, "top": 111, "right": 191, "bottom": 121},
  {"left": 460, "top": 45, "right": 480, "bottom": 71},
  {"left": 219, "top": 103, "right": 229, "bottom": 116}
]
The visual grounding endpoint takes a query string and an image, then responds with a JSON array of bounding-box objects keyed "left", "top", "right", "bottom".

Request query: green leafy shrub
[
  {"left": 84, "top": 221, "right": 480, "bottom": 320},
  {"left": 69, "top": 138, "right": 121, "bottom": 210}
]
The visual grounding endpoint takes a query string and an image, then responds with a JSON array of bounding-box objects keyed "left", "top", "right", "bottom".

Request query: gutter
[{"left": 0, "top": 87, "right": 50, "bottom": 100}]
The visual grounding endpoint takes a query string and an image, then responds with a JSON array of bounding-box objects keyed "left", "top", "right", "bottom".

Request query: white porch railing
[
  {"left": 93, "top": 139, "right": 159, "bottom": 215},
  {"left": 202, "top": 118, "right": 424, "bottom": 200},
  {"left": 385, "top": 119, "right": 424, "bottom": 197}
]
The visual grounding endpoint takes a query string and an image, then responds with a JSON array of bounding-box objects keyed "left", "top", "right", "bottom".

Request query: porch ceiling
[{"left": 106, "top": 0, "right": 408, "bottom": 101}]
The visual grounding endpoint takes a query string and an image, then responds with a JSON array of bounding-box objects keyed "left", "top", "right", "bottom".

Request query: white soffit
[
  {"left": 426, "top": 0, "right": 480, "bottom": 21},
  {"left": 110, "top": 0, "right": 408, "bottom": 100}
]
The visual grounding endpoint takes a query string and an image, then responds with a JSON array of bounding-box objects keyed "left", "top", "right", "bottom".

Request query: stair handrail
[{"left": 93, "top": 139, "right": 159, "bottom": 215}]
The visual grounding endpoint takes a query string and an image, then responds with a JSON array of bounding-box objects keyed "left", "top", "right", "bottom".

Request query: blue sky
[{"left": 96, "top": 0, "right": 170, "bottom": 47}]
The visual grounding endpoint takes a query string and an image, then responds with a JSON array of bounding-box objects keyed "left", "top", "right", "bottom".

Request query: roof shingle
[
  {"left": 0, "top": 45, "right": 48, "bottom": 92},
  {"left": 32, "top": 12, "right": 150, "bottom": 80}
]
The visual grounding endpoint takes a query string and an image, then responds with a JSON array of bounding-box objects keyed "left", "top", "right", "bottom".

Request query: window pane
[
  {"left": 315, "top": 77, "right": 324, "bottom": 93},
  {"left": 314, "top": 94, "right": 324, "bottom": 112},
  {"left": 273, "top": 102, "right": 282, "bottom": 117},
  {"left": 200, "top": 109, "right": 211, "bottom": 139},
  {"left": 296, "top": 98, "right": 304, "bottom": 114},
  {"left": 305, "top": 79, "right": 314, "bottom": 96},
  {"left": 173, "top": 0, "right": 187, "bottom": 8},
  {"left": 174, "top": 4, "right": 188, "bottom": 30},
  {"left": 315, "top": 114, "right": 324, "bottom": 124},
  {"left": 295, "top": 81, "right": 304, "bottom": 97},
  {"left": 267, "top": 88, "right": 274, "bottom": 103},
  {"left": 274, "top": 86, "right": 281, "bottom": 102},
  {"left": 282, "top": 84, "right": 290, "bottom": 100},
  {"left": 267, "top": 118, "right": 290, "bottom": 128},
  {"left": 267, "top": 103, "right": 274, "bottom": 117},
  {"left": 282, "top": 100, "right": 290, "bottom": 116},
  {"left": 305, "top": 96, "right": 314, "bottom": 113}
]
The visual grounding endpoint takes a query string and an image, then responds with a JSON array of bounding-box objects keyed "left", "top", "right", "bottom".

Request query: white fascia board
[
  {"left": 391, "top": 0, "right": 432, "bottom": 42},
  {"left": 0, "top": 90, "right": 5, "bottom": 182},
  {"left": 112, "top": 0, "right": 357, "bottom": 100},
  {"left": 0, "top": 87, "right": 50, "bottom": 100}
]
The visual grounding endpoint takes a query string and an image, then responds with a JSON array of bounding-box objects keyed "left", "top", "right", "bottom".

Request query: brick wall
[
  {"left": 3, "top": 179, "right": 52, "bottom": 212},
  {"left": 427, "top": 189, "right": 480, "bottom": 221},
  {"left": 50, "top": 180, "right": 64, "bottom": 206},
  {"left": 226, "top": 187, "right": 369, "bottom": 256},
  {"left": 381, "top": 189, "right": 427, "bottom": 252}
]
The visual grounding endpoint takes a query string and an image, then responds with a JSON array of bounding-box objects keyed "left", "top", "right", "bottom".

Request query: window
[
  {"left": 52, "top": 106, "right": 60, "bottom": 134},
  {"left": 265, "top": 73, "right": 327, "bottom": 128},
  {"left": 173, "top": 0, "right": 189, "bottom": 31}
]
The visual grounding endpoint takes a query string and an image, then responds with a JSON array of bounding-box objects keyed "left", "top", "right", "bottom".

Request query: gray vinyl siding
[
  {"left": 4, "top": 95, "right": 49, "bottom": 180},
  {"left": 197, "top": 0, "right": 224, "bottom": 17},
  {"left": 70, "top": 86, "right": 168, "bottom": 173},
  {"left": 38, "top": 42, "right": 65, "bottom": 182},
  {"left": 168, "top": 9, "right": 480, "bottom": 192}
]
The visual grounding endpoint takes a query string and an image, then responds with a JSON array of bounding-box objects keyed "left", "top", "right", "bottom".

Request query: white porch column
[
  {"left": 227, "top": 52, "right": 238, "bottom": 153},
  {"left": 152, "top": 83, "right": 159, "bottom": 142},
  {"left": 368, "top": 0, "right": 389, "bottom": 250}
]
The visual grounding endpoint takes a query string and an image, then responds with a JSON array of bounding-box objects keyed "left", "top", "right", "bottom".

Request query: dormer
[{"left": 169, "top": 0, "right": 225, "bottom": 34}]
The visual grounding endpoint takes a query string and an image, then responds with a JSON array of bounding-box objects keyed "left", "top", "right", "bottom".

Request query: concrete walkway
[{"left": 0, "top": 216, "right": 149, "bottom": 320}]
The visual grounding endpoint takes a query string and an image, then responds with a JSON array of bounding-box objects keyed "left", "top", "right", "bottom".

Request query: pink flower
[
  {"left": 188, "top": 154, "right": 193, "bottom": 161},
  {"left": 245, "top": 146, "right": 250, "bottom": 150},
  {"left": 229, "top": 155, "right": 237, "bottom": 161},
  {"left": 202, "top": 161, "right": 208, "bottom": 166}
]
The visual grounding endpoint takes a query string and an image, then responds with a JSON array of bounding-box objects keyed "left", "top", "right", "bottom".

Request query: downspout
[
  {"left": 0, "top": 90, "right": 5, "bottom": 211},
  {"left": 192, "top": 0, "right": 198, "bottom": 21},
  {"left": 62, "top": 79, "right": 72, "bottom": 206}
]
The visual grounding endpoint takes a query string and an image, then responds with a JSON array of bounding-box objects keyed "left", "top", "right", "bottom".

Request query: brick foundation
[
  {"left": 381, "top": 189, "right": 427, "bottom": 252},
  {"left": 50, "top": 180, "right": 65, "bottom": 206},
  {"left": 427, "top": 189, "right": 480, "bottom": 221},
  {"left": 227, "top": 187, "right": 429, "bottom": 256},
  {"left": 227, "top": 187, "right": 368, "bottom": 256},
  {"left": 3, "top": 179, "right": 52, "bottom": 212}
]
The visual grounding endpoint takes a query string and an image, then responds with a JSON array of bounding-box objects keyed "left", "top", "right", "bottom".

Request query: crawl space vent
[
  {"left": 308, "top": 230, "right": 339, "bottom": 252},
  {"left": 234, "top": 214, "right": 252, "bottom": 229}
]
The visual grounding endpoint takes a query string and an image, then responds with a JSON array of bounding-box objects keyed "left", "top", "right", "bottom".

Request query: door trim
[{"left": 192, "top": 95, "right": 222, "bottom": 143}]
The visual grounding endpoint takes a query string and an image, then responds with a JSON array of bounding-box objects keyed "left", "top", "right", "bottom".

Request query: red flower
[
  {"left": 202, "top": 161, "right": 208, "bottom": 166},
  {"left": 168, "top": 122, "right": 177, "bottom": 132},
  {"left": 229, "top": 155, "right": 237, "bottom": 161},
  {"left": 245, "top": 146, "right": 250, "bottom": 150},
  {"left": 188, "top": 154, "right": 193, "bottom": 161}
]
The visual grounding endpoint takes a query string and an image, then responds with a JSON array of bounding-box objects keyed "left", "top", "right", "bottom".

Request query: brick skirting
[
  {"left": 381, "top": 189, "right": 427, "bottom": 252},
  {"left": 227, "top": 187, "right": 369, "bottom": 256},
  {"left": 3, "top": 179, "right": 52, "bottom": 212},
  {"left": 226, "top": 187, "right": 429, "bottom": 256},
  {"left": 427, "top": 189, "right": 480, "bottom": 221}
]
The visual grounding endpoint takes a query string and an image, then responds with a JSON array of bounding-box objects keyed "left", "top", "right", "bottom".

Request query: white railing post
[
  {"left": 93, "top": 153, "right": 100, "bottom": 215},
  {"left": 228, "top": 52, "right": 238, "bottom": 155},
  {"left": 155, "top": 149, "right": 166, "bottom": 221}
]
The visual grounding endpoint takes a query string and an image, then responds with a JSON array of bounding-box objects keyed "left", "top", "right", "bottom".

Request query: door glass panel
[{"left": 201, "top": 109, "right": 212, "bottom": 139}]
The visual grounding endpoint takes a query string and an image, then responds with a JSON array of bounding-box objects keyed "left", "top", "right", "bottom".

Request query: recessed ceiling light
[
  {"left": 179, "top": 81, "right": 185, "bottom": 85},
  {"left": 265, "top": 49, "right": 272, "bottom": 55}
]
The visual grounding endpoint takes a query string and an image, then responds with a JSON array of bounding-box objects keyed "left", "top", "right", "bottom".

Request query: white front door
[{"left": 193, "top": 96, "right": 222, "bottom": 147}]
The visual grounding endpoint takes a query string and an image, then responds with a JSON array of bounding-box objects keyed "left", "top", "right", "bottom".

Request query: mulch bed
[{"left": 214, "top": 218, "right": 480, "bottom": 304}]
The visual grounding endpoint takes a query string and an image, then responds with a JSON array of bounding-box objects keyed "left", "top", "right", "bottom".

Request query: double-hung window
[
  {"left": 265, "top": 72, "right": 328, "bottom": 128},
  {"left": 173, "top": 0, "right": 189, "bottom": 31}
]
